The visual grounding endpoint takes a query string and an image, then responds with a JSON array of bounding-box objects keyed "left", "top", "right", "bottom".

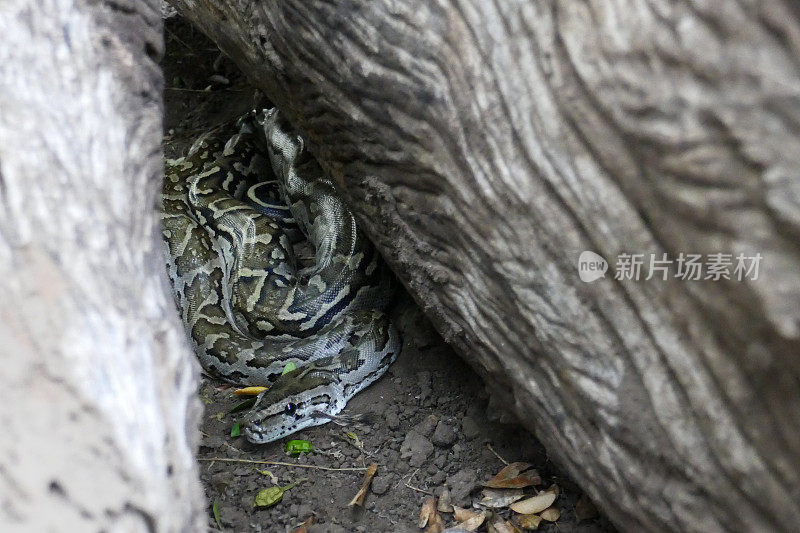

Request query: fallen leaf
[
  {"left": 456, "top": 510, "right": 486, "bottom": 531},
  {"left": 348, "top": 463, "right": 378, "bottom": 507},
  {"left": 545, "top": 483, "right": 560, "bottom": 496},
  {"left": 540, "top": 507, "right": 560, "bottom": 522},
  {"left": 212, "top": 500, "right": 222, "bottom": 530},
  {"left": 233, "top": 386, "right": 268, "bottom": 396},
  {"left": 452, "top": 506, "right": 480, "bottom": 522},
  {"left": 292, "top": 515, "right": 316, "bottom": 533},
  {"left": 282, "top": 362, "right": 297, "bottom": 375},
  {"left": 229, "top": 398, "right": 257, "bottom": 413},
  {"left": 252, "top": 468, "right": 278, "bottom": 485},
  {"left": 488, "top": 515, "right": 521, "bottom": 533},
  {"left": 479, "top": 488, "right": 525, "bottom": 509},
  {"left": 344, "top": 431, "right": 365, "bottom": 452},
  {"left": 509, "top": 492, "right": 556, "bottom": 514},
  {"left": 254, "top": 478, "right": 306, "bottom": 508},
  {"left": 517, "top": 513, "right": 542, "bottom": 530},
  {"left": 419, "top": 496, "right": 438, "bottom": 528},
  {"left": 437, "top": 488, "right": 453, "bottom": 513},
  {"left": 483, "top": 462, "right": 541, "bottom": 489},
  {"left": 285, "top": 439, "right": 313, "bottom": 455},
  {"left": 230, "top": 423, "right": 240, "bottom": 438}
]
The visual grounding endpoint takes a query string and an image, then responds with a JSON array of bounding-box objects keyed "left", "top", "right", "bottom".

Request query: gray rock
[
  {"left": 446, "top": 469, "right": 478, "bottom": 504},
  {"left": 432, "top": 421, "right": 457, "bottom": 448},
  {"left": 386, "top": 411, "right": 400, "bottom": 430},
  {"left": 400, "top": 430, "right": 434, "bottom": 467},
  {"left": 371, "top": 475, "right": 391, "bottom": 495},
  {"left": 460, "top": 416, "right": 481, "bottom": 441},
  {"left": 414, "top": 414, "right": 439, "bottom": 437}
]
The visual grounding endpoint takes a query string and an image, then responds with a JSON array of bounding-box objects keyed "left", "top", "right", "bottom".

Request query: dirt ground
[{"left": 162, "top": 14, "right": 617, "bottom": 533}]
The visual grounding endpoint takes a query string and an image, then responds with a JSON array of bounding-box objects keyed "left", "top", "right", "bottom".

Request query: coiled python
[{"left": 161, "top": 109, "right": 400, "bottom": 444}]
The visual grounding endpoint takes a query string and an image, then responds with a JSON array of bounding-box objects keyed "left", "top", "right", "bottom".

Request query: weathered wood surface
[
  {"left": 0, "top": 1, "right": 204, "bottom": 530},
  {"left": 172, "top": 1, "right": 800, "bottom": 531}
]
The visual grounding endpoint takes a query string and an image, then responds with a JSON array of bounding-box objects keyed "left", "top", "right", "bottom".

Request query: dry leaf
[
  {"left": 437, "top": 488, "right": 453, "bottom": 513},
  {"left": 458, "top": 510, "right": 486, "bottom": 531},
  {"left": 427, "top": 512, "right": 445, "bottom": 533},
  {"left": 419, "top": 497, "right": 438, "bottom": 528},
  {"left": 452, "top": 506, "right": 481, "bottom": 522},
  {"left": 488, "top": 515, "right": 521, "bottom": 533},
  {"left": 540, "top": 507, "right": 560, "bottom": 522},
  {"left": 348, "top": 463, "right": 378, "bottom": 507},
  {"left": 509, "top": 492, "right": 556, "bottom": 514},
  {"left": 518, "top": 513, "right": 542, "bottom": 530},
  {"left": 545, "top": 483, "right": 560, "bottom": 496},
  {"left": 480, "top": 488, "right": 525, "bottom": 508},
  {"left": 292, "top": 515, "right": 316, "bottom": 533},
  {"left": 233, "top": 386, "right": 268, "bottom": 396},
  {"left": 483, "top": 462, "right": 541, "bottom": 489}
]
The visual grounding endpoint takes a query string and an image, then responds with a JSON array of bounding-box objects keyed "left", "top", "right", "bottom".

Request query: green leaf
[
  {"left": 285, "top": 439, "right": 313, "bottom": 455},
  {"left": 230, "top": 398, "right": 257, "bottom": 413},
  {"left": 212, "top": 500, "right": 223, "bottom": 530},
  {"left": 254, "top": 486, "right": 286, "bottom": 508},
  {"left": 281, "top": 362, "right": 297, "bottom": 375},
  {"left": 231, "top": 422, "right": 240, "bottom": 438},
  {"left": 253, "top": 479, "right": 307, "bottom": 508}
]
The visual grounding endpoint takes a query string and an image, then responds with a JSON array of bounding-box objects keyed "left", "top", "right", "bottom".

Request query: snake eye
[{"left": 284, "top": 403, "right": 297, "bottom": 415}]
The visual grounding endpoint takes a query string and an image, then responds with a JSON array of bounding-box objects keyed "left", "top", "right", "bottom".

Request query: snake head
[{"left": 242, "top": 363, "right": 344, "bottom": 444}]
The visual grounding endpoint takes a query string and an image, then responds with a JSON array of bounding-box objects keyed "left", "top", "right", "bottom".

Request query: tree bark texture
[
  {"left": 172, "top": 1, "right": 800, "bottom": 531},
  {"left": 0, "top": 1, "right": 204, "bottom": 531}
]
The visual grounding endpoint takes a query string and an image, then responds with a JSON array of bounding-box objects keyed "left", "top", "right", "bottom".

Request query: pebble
[
  {"left": 432, "top": 421, "right": 457, "bottom": 448},
  {"left": 386, "top": 411, "right": 400, "bottom": 430},
  {"left": 371, "top": 475, "right": 391, "bottom": 495},
  {"left": 414, "top": 414, "right": 439, "bottom": 438},
  {"left": 446, "top": 469, "right": 478, "bottom": 504},
  {"left": 460, "top": 415, "right": 481, "bottom": 441},
  {"left": 400, "top": 431, "right": 434, "bottom": 467}
]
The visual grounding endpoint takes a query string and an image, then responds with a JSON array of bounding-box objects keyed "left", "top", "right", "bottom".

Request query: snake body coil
[{"left": 161, "top": 109, "right": 400, "bottom": 443}]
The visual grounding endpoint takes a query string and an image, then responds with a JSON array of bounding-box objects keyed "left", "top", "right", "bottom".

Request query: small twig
[
  {"left": 403, "top": 468, "right": 433, "bottom": 496},
  {"left": 198, "top": 457, "right": 368, "bottom": 472},
  {"left": 486, "top": 443, "right": 509, "bottom": 465}
]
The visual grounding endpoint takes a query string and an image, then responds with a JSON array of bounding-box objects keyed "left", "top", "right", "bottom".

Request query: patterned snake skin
[{"left": 161, "top": 109, "right": 401, "bottom": 443}]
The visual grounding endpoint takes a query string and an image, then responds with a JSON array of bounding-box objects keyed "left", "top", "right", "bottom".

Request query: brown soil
[{"left": 162, "top": 13, "right": 617, "bottom": 533}]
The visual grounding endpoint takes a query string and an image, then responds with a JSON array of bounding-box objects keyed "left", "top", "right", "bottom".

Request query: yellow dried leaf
[
  {"left": 483, "top": 462, "right": 541, "bottom": 489},
  {"left": 540, "top": 506, "right": 560, "bottom": 522},
  {"left": 509, "top": 492, "right": 556, "bottom": 514},
  {"left": 452, "top": 505, "right": 480, "bottom": 522},
  {"left": 348, "top": 463, "right": 378, "bottom": 507},
  {"left": 480, "top": 488, "right": 525, "bottom": 508},
  {"left": 233, "top": 386, "right": 268, "bottom": 396},
  {"left": 437, "top": 488, "right": 453, "bottom": 513},
  {"left": 518, "top": 513, "right": 542, "bottom": 530},
  {"left": 291, "top": 515, "right": 316, "bottom": 533},
  {"left": 458, "top": 510, "right": 486, "bottom": 531},
  {"left": 419, "top": 496, "right": 437, "bottom": 528}
]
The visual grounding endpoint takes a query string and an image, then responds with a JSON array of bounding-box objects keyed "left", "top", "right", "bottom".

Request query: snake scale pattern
[{"left": 161, "top": 109, "right": 401, "bottom": 443}]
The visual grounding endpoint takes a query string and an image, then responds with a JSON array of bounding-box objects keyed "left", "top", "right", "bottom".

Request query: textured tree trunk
[
  {"left": 0, "top": 1, "right": 204, "bottom": 531},
  {"left": 171, "top": 1, "right": 800, "bottom": 531}
]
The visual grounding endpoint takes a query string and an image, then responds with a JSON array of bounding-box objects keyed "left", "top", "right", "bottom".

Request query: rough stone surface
[
  {"left": 0, "top": 0, "right": 204, "bottom": 531},
  {"left": 432, "top": 421, "right": 458, "bottom": 448},
  {"left": 400, "top": 431, "right": 435, "bottom": 468},
  {"left": 446, "top": 469, "right": 479, "bottom": 506},
  {"left": 170, "top": 1, "right": 800, "bottom": 530}
]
